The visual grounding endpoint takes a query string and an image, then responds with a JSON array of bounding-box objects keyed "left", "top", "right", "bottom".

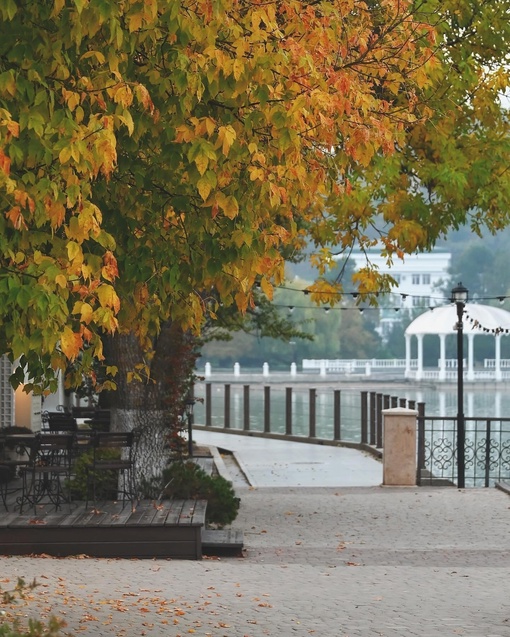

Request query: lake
[{"left": 193, "top": 378, "right": 510, "bottom": 443}]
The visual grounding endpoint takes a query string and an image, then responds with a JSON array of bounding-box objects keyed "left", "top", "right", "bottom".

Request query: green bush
[
  {"left": 161, "top": 461, "right": 240, "bottom": 528},
  {"left": 68, "top": 448, "right": 121, "bottom": 501}
]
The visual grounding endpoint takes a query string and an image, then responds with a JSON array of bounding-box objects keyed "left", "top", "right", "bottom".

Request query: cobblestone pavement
[{"left": 2, "top": 486, "right": 510, "bottom": 636}]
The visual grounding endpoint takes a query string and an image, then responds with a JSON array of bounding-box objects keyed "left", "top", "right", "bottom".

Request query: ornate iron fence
[{"left": 417, "top": 416, "right": 510, "bottom": 487}]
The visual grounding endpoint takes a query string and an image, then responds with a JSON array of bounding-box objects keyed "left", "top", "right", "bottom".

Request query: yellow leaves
[
  {"left": 217, "top": 125, "right": 236, "bottom": 157},
  {"left": 213, "top": 192, "right": 239, "bottom": 219},
  {"left": 67, "top": 203, "right": 102, "bottom": 242},
  {"left": 60, "top": 327, "right": 82, "bottom": 361},
  {"left": 109, "top": 83, "right": 133, "bottom": 108},
  {"left": 97, "top": 284, "right": 121, "bottom": 314},
  {"left": 72, "top": 301, "right": 94, "bottom": 324},
  {"left": 249, "top": 166, "right": 265, "bottom": 182},
  {"left": 134, "top": 83, "right": 155, "bottom": 115},
  {"left": 55, "top": 274, "right": 67, "bottom": 288},
  {"left": 44, "top": 196, "right": 66, "bottom": 228},
  {"left": 67, "top": 241, "right": 81, "bottom": 262},
  {"left": 80, "top": 50, "right": 106, "bottom": 65},
  {"left": 62, "top": 89, "right": 81, "bottom": 112},
  {"left": 94, "top": 127, "right": 118, "bottom": 174},
  {"left": 260, "top": 277, "right": 274, "bottom": 300},
  {"left": 197, "top": 171, "right": 217, "bottom": 202}
]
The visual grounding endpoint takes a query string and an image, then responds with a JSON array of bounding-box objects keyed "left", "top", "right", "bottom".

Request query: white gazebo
[{"left": 405, "top": 304, "right": 510, "bottom": 382}]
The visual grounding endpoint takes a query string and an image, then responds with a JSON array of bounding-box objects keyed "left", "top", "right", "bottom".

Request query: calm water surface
[{"left": 194, "top": 379, "right": 510, "bottom": 443}]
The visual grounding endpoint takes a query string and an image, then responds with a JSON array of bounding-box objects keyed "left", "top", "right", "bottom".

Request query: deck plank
[{"left": 0, "top": 499, "right": 212, "bottom": 559}]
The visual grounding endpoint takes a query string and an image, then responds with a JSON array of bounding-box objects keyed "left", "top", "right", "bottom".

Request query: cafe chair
[
  {"left": 85, "top": 430, "right": 139, "bottom": 510},
  {"left": 0, "top": 432, "right": 33, "bottom": 510},
  {"left": 18, "top": 433, "right": 75, "bottom": 514}
]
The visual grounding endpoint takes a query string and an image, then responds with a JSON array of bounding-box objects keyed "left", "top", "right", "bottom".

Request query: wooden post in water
[
  {"left": 285, "top": 387, "right": 292, "bottom": 436},
  {"left": 243, "top": 385, "right": 250, "bottom": 431},
  {"left": 309, "top": 388, "right": 316, "bottom": 438},
  {"left": 333, "top": 390, "right": 341, "bottom": 440},
  {"left": 224, "top": 384, "right": 231, "bottom": 429},
  {"left": 264, "top": 386, "right": 270, "bottom": 433},
  {"left": 205, "top": 383, "right": 212, "bottom": 427}
]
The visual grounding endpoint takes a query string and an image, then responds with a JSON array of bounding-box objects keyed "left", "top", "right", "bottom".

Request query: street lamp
[
  {"left": 185, "top": 394, "right": 195, "bottom": 457},
  {"left": 451, "top": 282, "right": 469, "bottom": 488}
]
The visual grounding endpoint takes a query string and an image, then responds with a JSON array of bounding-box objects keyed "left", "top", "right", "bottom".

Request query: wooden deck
[{"left": 0, "top": 499, "right": 207, "bottom": 559}]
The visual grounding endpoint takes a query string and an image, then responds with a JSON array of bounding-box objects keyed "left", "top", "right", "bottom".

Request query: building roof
[{"left": 405, "top": 303, "right": 510, "bottom": 336}]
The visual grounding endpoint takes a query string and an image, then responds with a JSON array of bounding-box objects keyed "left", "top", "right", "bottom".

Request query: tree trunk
[{"left": 101, "top": 323, "right": 198, "bottom": 495}]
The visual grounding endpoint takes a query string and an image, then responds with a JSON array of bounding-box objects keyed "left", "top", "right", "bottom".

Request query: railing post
[
  {"left": 417, "top": 403, "right": 426, "bottom": 484},
  {"left": 285, "top": 387, "right": 292, "bottom": 436},
  {"left": 309, "top": 388, "right": 316, "bottom": 438},
  {"left": 370, "top": 392, "right": 376, "bottom": 445},
  {"left": 383, "top": 407, "right": 418, "bottom": 486},
  {"left": 376, "top": 393, "right": 383, "bottom": 448},
  {"left": 399, "top": 398, "right": 406, "bottom": 408},
  {"left": 224, "top": 384, "right": 231, "bottom": 429},
  {"left": 391, "top": 396, "right": 398, "bottom": 408},
  {"left": 361, "top": 391, "right": 368, "bottom": 444},
  {"left": 243, "top": 385, "right": 250, "bottom": 431},
  {"left": 264, "top": 385, "right": 270, "bottom": 433},
  {"left": 485, "top": 419, "right": 491, "bottom": 488},
  {"left": 333, "top": 390, "right": 341, "bottom": 441},
  {"left": 205, "top": 383, "right": 212, "bottom": 427}
]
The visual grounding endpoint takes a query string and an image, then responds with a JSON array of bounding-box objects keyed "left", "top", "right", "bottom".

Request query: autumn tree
[
  {"left": 318, "top": 0, "right": 510, "bottom": 292},
  {"left": 1, "top": 0, "right": 510, "bottom": 478}
]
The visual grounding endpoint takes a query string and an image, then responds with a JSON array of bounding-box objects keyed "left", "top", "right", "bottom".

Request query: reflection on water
[{"left": 194, "top": 381, "right": 510, "bottom": 443}]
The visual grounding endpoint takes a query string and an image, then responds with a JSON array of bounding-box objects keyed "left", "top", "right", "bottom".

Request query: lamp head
[
  {"left": 185, "top": 396, "right": 195, "bottom": 416},
  {"left": 451, "top": 282, "right": 469, "bottom": 304}
]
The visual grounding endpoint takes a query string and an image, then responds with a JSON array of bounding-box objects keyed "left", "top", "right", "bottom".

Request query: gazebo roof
[{"left": 405, "top": 303, "right": 510, "bottom": 336}]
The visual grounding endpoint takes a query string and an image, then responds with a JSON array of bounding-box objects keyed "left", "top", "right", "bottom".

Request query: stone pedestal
[{"left": 383, "top": 407, "right": 417, "bottom": 486}]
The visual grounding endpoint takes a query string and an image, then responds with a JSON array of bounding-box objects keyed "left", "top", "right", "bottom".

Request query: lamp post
[
  {"left": 451, "top": 282, "right": 469, "bottom": 488},
  {"left": 185, "top": 394, "right": 195, "bottom": 457}
]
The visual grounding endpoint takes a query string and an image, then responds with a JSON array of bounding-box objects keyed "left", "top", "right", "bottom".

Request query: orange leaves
[
  {"left": 0, "top": 148, "right": 11, "bottom": 174},
  {"left": 44, "top": 196, "right": 66, "bottom": 229},
  {"left": 5, "top": 205, "right": 27, "bottom": 230},
  {"left": 60, "top": 327, "right": 83, "bottom": 361},
  {"left": 102, "top": 251, "right": 119, "bottom": 282}
]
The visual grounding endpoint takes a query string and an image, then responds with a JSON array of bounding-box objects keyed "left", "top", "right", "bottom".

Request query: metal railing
[
  {"left": 417, "top": 416, "right": 510, "bottom": 487},
  {"left": 194, "top": 384, "right": 417, "bottom": 458}
]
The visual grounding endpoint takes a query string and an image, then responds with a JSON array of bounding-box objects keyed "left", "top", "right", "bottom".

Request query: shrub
[
  {"left": 67, "top": 448, "right": 121, "bottom": 501},
  {"left": 160, "top": 461, "right": 240, "bottom": 528}
]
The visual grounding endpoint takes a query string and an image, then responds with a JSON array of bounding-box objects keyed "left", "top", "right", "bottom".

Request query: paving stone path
[{"left": 2, "top": 486, "right": 510, "bottom": 636}]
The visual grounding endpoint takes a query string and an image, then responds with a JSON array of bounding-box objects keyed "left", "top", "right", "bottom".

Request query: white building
[{"left": 336, "top": 247, "right": 452, "bottom": 339}]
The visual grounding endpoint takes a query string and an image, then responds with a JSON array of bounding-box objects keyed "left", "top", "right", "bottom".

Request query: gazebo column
[
  {"left": 416, "top": 334, "right": 424, "bottom": 380},
  {"left": 405, "top": 334, "right": 412, "bottom": 378},
  {"left": 467, "top": 333, "right": 475, "bottom": 381},
  {"left": 438, "top": 334, "right": 446, "bottom": 381},
  {"left": 495, "top": 334, "right": 502, "bottom": 381}
]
